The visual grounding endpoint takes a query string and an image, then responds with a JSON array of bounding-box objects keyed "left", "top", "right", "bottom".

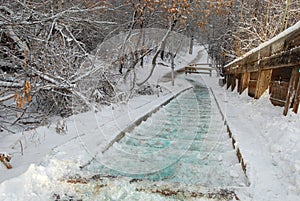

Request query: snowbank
[{"left": 202, "top": 75, "right": 300, "bottom": 201}]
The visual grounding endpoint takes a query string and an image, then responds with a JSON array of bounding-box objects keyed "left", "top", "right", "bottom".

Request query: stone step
[
  {"left": 129, "top": 128, "right": 228, "bottom": 142},
  {"left": 100, "top": 148, "right": 240, "bottom": 173},
  {"left": 117, "top": 136, "right": 233, "bottom": 156},
  {"left": 166, "top": 162, "right": 247, "bottom": 187},
  {"left": 96, "top": 154, "right": 246, "bottom": 187},
  {"left": 112, "top": 143, "right": 239, "bottom": 167},
  {"left": 129, "top": 128, "right": 203, "bottom": 141}
]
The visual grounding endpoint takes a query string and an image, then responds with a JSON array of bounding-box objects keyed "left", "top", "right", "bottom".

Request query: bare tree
[
  {"left": 0, "top": 0, "right": 235, "bottom": 133},
  {"left": 0, "top": 0, "right": 117, "bottom": 132},
  {"left": 208, "top": 0, "right": 300, "bottom": 67}
]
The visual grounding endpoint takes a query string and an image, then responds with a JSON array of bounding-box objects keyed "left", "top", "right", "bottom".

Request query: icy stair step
[
  {"left": 121, "top": 137, "right": 233, "bottom": 152},
  {"left": 97, "top": 85, "right": 248, "bottom": 187},
  {"left": 167, "top": 162, "right": 247, "bottom": 187},
  {"left": 112, "top": 142, "right": 239, "bottom": 167}
]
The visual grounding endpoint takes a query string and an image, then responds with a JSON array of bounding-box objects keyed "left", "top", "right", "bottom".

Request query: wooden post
[
  {"left": 226, "top": 74, "right": 232, "bottom": 90},
  {"left": 283, "top": 67, "right": 298, "bottom": 116},
  {"left": 189, "top": 35, "right": 194, "bottom": 55},
  {"left": 237, "top": 74, "right": 242, "bottom": 93},
  {"left": 238, "top": 72, "right": 250, "bottom": 94},
  {"left": 254, "top": 69, "right": 273, "bottom": 99},
  {"left": 293, "top": 75, "right": 300, "bottom": 113},
  {"left": 171, "top": 53, "right": 175, "bottom": 86},
  {"left": 248, "top": 72, "right": 257, "bottom": 97},
  {"left": 231, "top": 75, "right": 236, "bottom": 91}
]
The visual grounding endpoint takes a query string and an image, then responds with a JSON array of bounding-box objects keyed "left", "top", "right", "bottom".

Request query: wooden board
[
  {"left": 283, "top": 67, "right": 299, "bottom": 115},
  {"left": 248, "top": 80, "right": 257, "bottom": 97},
  {"left": 238, "top": 72, "right": 250, "bottom": 94},
  {"left": 248, "top": 72, "right": 259, "bottom": 97},
  {"left": 255, "top": 69, "right": 273, "bottom": 99},
  {"left": 269, "top": 81, "right": 289, "bottom": 107},
  {"left": 293, "top": 75, "right": 300, "bottom": 113}
]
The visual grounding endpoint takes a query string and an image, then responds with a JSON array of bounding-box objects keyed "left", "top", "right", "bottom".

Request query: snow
[
  {"left": 225, "top": 20, "right": 300, "bottom": 68},
  {"left": 202, "top": 76, "right": 300, "bottom": 201},
  {"left": 0, "top": 46, "right": 299, "bottom": 200}
]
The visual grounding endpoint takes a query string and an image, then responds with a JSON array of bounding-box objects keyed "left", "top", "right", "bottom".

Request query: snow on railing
[
  {"left": 224, "top": 21, "right": 300, "bottom": 116},
  {"left": 225, "top": 21, "right": 300, "bottom": 69}
]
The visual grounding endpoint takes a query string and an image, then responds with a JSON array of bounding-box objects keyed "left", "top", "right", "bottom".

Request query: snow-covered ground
[
  {"left": 202, "top": 76, "right": 300, "bottom": 201},
  {"left": 0, "top": 46, "right": 299, "bottom": 201}
]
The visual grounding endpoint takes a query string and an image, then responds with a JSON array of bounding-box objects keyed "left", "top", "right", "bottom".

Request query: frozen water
[{"left": 87, "top": 79, "right": 248, "bottom": 188}]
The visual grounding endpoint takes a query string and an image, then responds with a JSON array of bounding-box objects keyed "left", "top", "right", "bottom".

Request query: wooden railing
[
  {"left": 185, "top": 63, "right": 213, "bottom": 76},
  {"left": 224, "top": 21, "right": 300, "bottom": 115}
]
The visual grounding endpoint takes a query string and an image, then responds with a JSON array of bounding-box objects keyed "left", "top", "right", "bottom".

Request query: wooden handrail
[
  {"left": 224, "top": 21, "right": 300, "bottom": 115},
  {"left": 225, "top": 21, "right": 300, "bottom": 73}
]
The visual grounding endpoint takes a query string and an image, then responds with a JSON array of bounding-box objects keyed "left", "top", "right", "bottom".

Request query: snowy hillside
[{"left": 0, "top": 46, "right": 299, "bottom": 201}]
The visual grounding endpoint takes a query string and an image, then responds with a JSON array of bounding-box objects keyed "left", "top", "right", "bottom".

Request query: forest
[{"left": 0, "top": 0, "right": 299, "bottom": 133}]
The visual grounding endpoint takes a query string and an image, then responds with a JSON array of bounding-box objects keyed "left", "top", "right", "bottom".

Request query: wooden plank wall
[{"left": 224, "top": 22, "right": 300, "bottom": 116}]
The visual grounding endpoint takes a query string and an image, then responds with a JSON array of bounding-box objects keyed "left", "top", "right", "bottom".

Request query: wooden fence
[
  {"left": 224, "top": 21, "right": 300, "bottom": 115},
  {"left": 185, "top": 63, "right": 213, "bottom": 76}
]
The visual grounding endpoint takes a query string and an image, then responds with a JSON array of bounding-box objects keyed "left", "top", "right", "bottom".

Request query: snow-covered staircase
[{"left": 93, "top": 79, "right": 248, "bottom": 187}]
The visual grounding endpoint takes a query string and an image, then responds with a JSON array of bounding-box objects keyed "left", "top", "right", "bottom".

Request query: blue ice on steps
[{"left": 88, "top": 79, "right": 248, "bottom": 187}]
